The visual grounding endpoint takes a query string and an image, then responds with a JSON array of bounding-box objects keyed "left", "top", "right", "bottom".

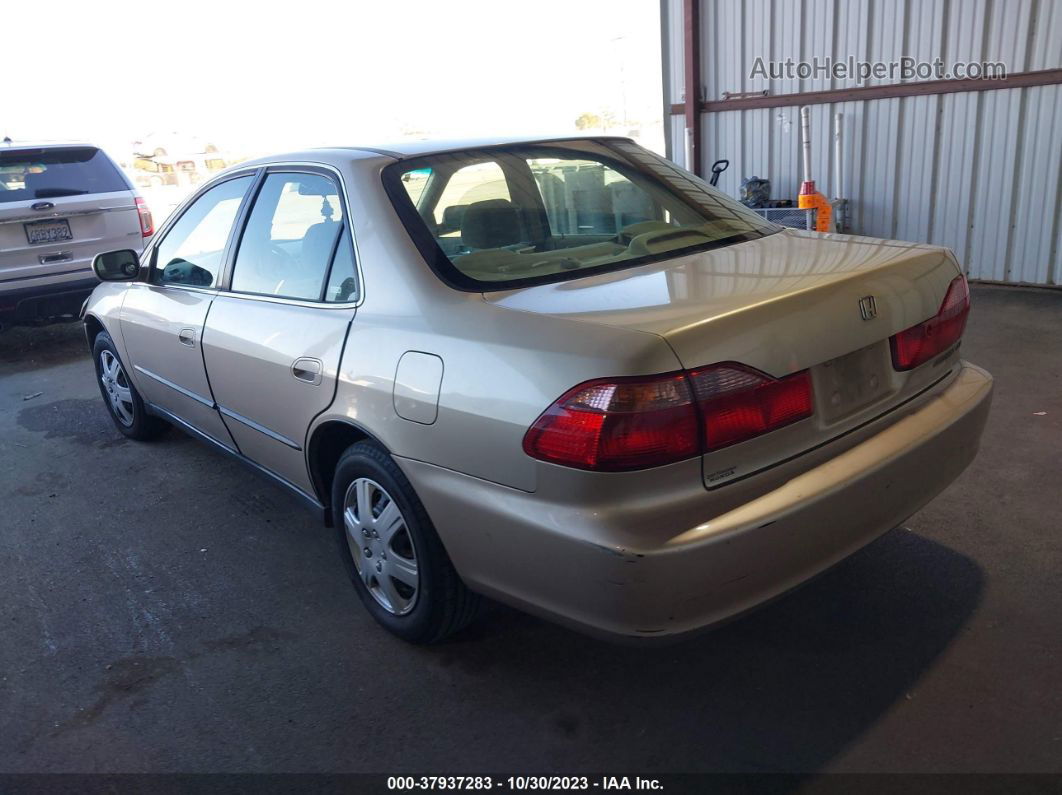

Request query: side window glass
[
  {"left": 324, "top": 227, "right": 358, "bottom": 303},
  {"left": 152, "top": 176, "right": 252, "bottom": 287},
  {"left": 231, "top": 173, "right": 344, "bottom": 301},
  {"left": 400, "top": 167, "right": 432, "bottom": 207}
]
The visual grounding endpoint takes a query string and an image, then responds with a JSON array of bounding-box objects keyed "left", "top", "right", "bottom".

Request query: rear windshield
[
  {"left": 0, "top": 147, "right": 129, "bottom": 203},
  {"left": 383, "top": 139, "right": 778, "bottom": 290}
]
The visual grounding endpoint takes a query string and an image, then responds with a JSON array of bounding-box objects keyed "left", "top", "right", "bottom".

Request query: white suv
[{"left": 0, "top": 142, "right": 153, "bottom": 329}]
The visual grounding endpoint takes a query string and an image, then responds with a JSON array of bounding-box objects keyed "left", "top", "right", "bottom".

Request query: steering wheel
[
  {"left": 252, "top": 242, "right": 295, "bottom": 285},
  {"left": 268, "top": 242, "right": 294, "bottom": 264}
]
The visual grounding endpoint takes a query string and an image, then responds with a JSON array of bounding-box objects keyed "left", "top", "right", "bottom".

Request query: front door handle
[
  {"left": 178, "top": 328, "right": 197, "bottom": 347},
  {"left": 292, "top": 357, "right": 323, "bottom": 385}
]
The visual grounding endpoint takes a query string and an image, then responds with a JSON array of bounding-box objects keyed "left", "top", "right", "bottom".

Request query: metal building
[{"left": 662, "top": 0, "right": 1062, "bottom": 285}]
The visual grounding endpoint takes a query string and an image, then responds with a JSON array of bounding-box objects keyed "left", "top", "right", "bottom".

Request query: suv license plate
[{"left": 24, "top": 219, "right": 73, "bottom": 245}]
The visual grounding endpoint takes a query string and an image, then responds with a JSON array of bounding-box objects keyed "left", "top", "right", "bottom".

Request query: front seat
[
  {"left": 301, "top": 220, "right": 341, "bottom": 269},
  {"left": 460, "top": 199, "right": 523, "bottom": 249}
]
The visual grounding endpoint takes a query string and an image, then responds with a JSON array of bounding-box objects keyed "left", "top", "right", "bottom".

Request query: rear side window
[
  {"left": 231, "top": 172, "right": 350, "bottom": 302},
  {"left": 152, "top": 176, "right": 253, "bottom": 288},
  {"left": 323, "top": 227, "right": 358, "bottom": 303},
  {"left": 0, "top": 147, "right": 128, "bottom": 203}
]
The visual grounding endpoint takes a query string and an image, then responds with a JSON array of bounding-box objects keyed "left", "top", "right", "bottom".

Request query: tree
[{"left": 574, "top": 112, "right": 602, "bottom": 131}]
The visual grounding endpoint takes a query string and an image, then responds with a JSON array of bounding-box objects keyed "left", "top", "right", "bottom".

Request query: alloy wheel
[
  {"left": 99, "top": 350, "right": 134, "bottom": 427},
  {"left": 342, "top": 477, "right": 420, "bottom": 615}
]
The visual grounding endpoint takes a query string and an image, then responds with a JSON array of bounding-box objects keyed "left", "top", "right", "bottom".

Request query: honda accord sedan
[{"left": 83, "top": 136, "right": 992, "bottom": 643}]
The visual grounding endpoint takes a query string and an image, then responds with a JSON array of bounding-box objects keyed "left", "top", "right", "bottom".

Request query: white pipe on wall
[
  {"left": 833, "top": 112, "right": 844, "bottom": 200},
  {"left": 800, "top": 106, "right": 813, "bottom": 183}
]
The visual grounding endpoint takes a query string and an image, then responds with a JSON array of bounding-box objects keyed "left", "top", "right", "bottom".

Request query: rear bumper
[
  {"left": 401, "top": 362, "right": 993, "bottom": 640},
  {"left": 0, "top": 273, "right": 97, "bottom": 325}
]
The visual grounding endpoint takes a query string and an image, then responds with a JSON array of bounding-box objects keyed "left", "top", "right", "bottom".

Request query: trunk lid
[{"left": 488, "top": 229, "right": 966, "bottom": 487}]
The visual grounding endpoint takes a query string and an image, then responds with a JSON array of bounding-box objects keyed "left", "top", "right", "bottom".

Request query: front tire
[
  {"left": 92, "top": 331, "right": 168, "bottom": 440},
  {"left": 332, "top": 441, "right": 480, "bottom": 643}
]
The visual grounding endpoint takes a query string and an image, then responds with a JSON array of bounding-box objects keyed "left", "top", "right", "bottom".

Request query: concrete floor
[{"left": 0, "top": 285, "right": 1059, "bottom": 774}]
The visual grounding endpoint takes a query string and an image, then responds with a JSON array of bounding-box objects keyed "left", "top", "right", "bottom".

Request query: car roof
[
  {"left": 1, "top": 140, "right": 99, "bottom": 151},
  {"left": 329, "top": 134, "right": 637, "bottom": 159},
  {"left": 234, "top": 135, "right": 638, "bottom": 169}
]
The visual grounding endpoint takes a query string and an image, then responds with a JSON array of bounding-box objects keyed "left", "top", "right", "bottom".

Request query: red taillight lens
[
  {"left": 522, "top": 373, "right": 700, "bottom": 471},
  {"left": 135, "top": 196, "right": 154, "bottom": 237},
  {"left": 689, "top": 363, "right": 813, "bottom": 450},
  {"left": 524, "top": 364, "right": 814, "bottom": 471},
  {"left": 890, "top": 274, "right": 970, "bottom": 371}
]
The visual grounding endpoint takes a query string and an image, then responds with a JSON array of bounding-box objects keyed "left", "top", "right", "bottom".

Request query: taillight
[
  {"left": 890, "top": 274, "right": 969, "bottom": 371},
  {"left": 522, "top": 373, "right": 700, "bottom": 471},
  {"left": 689, "top": 363, "right": 813, "bottom": 451},
  {"left": 523, "top": 364, "right": 814, "bottom": 471},
  {"left": 135, "top": 196, "right": 154, "bottom": 237}
]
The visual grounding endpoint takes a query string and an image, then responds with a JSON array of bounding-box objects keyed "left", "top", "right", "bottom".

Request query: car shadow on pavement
[
  {"left": 431, "top": 528, "right": 984, "bottom": 773},
  {"left": 0, "top": 322, "right": 88, "bottom": 374}
]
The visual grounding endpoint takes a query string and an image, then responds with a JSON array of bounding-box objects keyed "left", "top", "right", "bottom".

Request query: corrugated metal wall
[{"left": 664, "top": 0, "right": 1062, "bottom": 285}]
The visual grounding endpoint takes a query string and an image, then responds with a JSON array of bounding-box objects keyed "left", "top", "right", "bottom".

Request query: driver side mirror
[{"left": 92, "top": 249, "right": 141, "bottom": 281}]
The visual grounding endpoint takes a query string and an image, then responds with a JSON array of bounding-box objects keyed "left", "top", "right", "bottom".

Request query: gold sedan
[{"left": 84, "top": 136, "right": 992, "bottom": 642}]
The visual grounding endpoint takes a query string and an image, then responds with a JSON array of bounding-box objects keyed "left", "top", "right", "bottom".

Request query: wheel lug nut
[
  {"left": 363, "top": 547, "right": 372, "bottom": 557},
  {"left": 375, "top": 561, "right": 382, "bottom": 572}
]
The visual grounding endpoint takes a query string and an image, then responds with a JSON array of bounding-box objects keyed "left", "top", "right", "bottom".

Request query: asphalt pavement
[{"left": 0, "top": 285, "right": 1059, "bottom": 774}]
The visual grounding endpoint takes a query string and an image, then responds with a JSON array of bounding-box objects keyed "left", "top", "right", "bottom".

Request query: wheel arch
[
  {"left": 84, "top": 313, "right": 105, "bottom": 352},
  {"left": 307, "top": 418, "right": 389, "bottom": 525}
]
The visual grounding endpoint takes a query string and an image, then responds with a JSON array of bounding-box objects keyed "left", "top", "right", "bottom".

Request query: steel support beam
[
  {"left": 669, "top": 67, "right": 1062, "bottom": 115},
  {"left": 682, "top": 0, "right": 702, "bottom": 176}
]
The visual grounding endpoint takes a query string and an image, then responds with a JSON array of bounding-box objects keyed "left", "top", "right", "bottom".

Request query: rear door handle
[
  {"left": 178, "top": 328, "right": 197, "bottom": 347},
  {"left": 292, "top": 357, "right": 323, "bottom": 385}
]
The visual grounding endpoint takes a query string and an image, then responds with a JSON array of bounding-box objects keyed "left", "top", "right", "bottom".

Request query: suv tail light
[
  {"left": 135, "top": 196, "right": 154, "bottom": 237},
  {"left": 689, "top": 364, "right": 813, "bottom": 451},
  {"left": 890, "top": 274, "right": 969, "bottom": 371},
  {"left": 523, "top": 364, "right": 813, "bottom": 471}
]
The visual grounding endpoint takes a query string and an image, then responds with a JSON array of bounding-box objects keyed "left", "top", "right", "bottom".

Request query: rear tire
[
  {"left": 332, "top": 441, "right": 480, "bottom": 643},
  {"left": 92, "top": 331, "right": 168, "bottom": 441}
]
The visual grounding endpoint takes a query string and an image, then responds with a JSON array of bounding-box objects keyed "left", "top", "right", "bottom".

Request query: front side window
[
  {"left": 385, "top": 139, "right": 777, "bottom": 290},
  {"left": 152, "top": 175, "right": 253, "bottom": 287},
  {"left": 230, "top": 173, "right": 347, "bottom": 301}
]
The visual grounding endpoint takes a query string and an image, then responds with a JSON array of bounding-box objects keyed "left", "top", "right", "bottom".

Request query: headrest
[
  {"left": 301, "top": 221, "right": 341, "bottom": 266},
  {"left": 460, "top": 199, "right": 522, "bottom": 250},
  {"left": 440, "top": 204, "right": 466, "bottom": 233}
]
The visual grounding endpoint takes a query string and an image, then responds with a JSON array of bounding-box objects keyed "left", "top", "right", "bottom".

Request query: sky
[{"left": 5, "top": 0, "right": 664, "bottom": 157}]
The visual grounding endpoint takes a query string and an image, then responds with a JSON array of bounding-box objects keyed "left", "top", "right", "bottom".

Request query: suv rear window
[
  {"left": 0, "top": 147, "right": 129, "bottom": 203},
  {"left": 383, "top": 139, "right": 778, "bottom": 291}
]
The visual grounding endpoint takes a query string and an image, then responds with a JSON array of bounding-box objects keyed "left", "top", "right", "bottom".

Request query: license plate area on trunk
[
  {"left": 814, "top": 342, "right": 893, "bottom": 423},
  {"left": 24, "top": 219, "right": 73, "bottom": 245}
]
